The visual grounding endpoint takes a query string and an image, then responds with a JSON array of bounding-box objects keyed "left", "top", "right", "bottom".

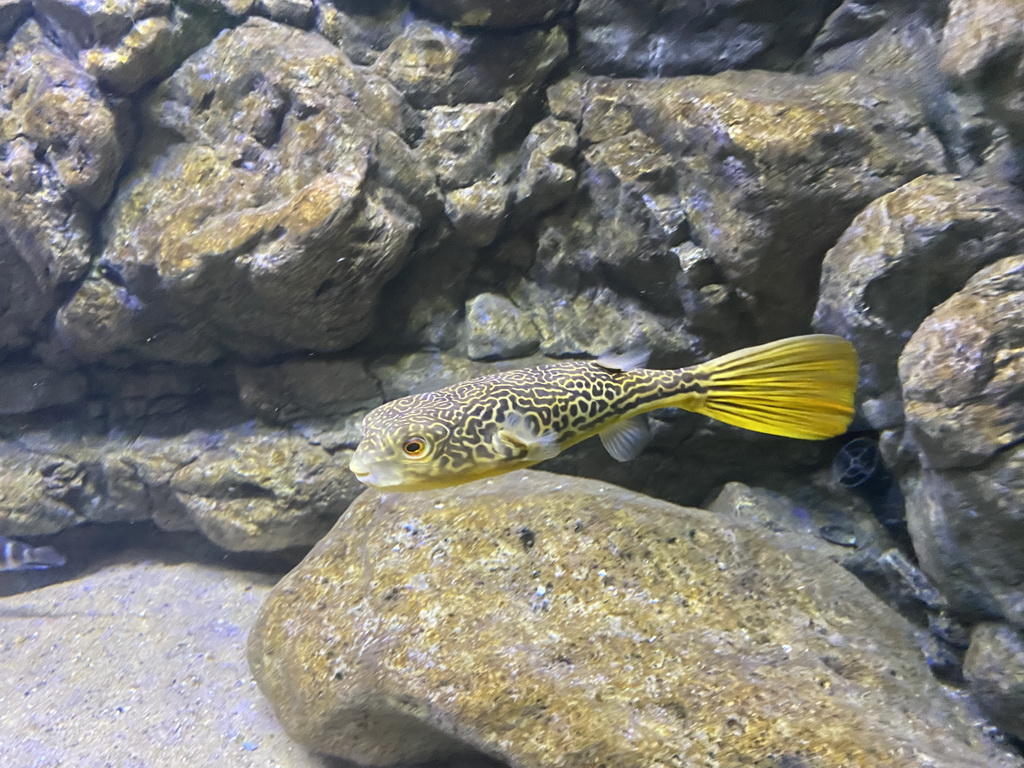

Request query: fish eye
[{"left": 402, "top": 437, "right": 429, "bottom": 458}]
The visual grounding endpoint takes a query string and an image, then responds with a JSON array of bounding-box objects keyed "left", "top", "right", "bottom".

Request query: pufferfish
[{"left": 350, "top": 335, "right": 858, "bottom": 492}]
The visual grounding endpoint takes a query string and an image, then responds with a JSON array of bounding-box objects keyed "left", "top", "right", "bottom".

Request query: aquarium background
[{"left": 1, "top": 0, "right": 1023, "bottom": 766}]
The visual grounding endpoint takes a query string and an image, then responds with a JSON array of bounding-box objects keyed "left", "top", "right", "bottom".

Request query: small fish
[
  {"left": 350, "top": 334, "right": 858, "bottom": 492},
  {"left": 0, "top": 536, "right": 66, "bottom": 572}
]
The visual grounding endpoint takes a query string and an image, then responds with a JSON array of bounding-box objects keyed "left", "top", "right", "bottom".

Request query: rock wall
[{"left": 3, "top": 0, "right": 1024, "bottom": 761}]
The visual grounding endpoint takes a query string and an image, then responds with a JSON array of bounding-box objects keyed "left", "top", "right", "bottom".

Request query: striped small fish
[
  {"left": 1, "top": 536, "right": 66, "bottom": 572},
  {"left": 350, "top": 335, "right": 858, "bottom": 492}
]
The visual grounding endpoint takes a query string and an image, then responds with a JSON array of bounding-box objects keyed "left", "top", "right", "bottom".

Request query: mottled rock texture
[
  {"left": 941, "top": 0, "right": 1024, "bottom": 136},
  {"left": 576, "top": 70, "right": 945, "bottom": 340},
  {"left": 372, "top": 20, "right": 568, "bottom": 108},
  {"left": 249, "top": 471, "right": 1016, "bottom": 768},
  {"left": 814, "top": 175, "right": 1024, "bottom": 426},
  {"left": 899, "top": 256, "right": 1024, "bottom": 626},
  {"left": 965, "top": 622, "right": 1024, "bottom": 741},
  {"left": 0, "top": 420, "right": 359, "bottom": 550},
  {"left": 33, "top": 0, "right": 222, "bottom": 93},
  {"left": 58, "top": 18, "right": 438, "bottom": 362},
  {"left": 0, "top": 21, "right": 126, "bottom": 353},
  {"left": 576, "top": 0, "right": 831, "bottom": 77}
]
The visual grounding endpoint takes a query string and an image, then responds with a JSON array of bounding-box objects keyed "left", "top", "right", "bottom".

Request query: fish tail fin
[{"left": 684, "top": 335, "right": 858, "bottom": 440}]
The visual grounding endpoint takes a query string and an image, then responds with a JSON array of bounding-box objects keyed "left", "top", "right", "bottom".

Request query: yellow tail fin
[{"left": 687, "top": 335, "right": 858, "bottom": 440}]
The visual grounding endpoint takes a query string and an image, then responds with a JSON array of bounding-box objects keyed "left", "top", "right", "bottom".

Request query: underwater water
[{"left": 1, "top": 0, "right": 1024, "bottom": 766}]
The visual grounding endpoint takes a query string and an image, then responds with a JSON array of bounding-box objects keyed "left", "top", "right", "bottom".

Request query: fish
[
  {"left": 0, "top": 536, "right": 66, "bottom": 572},
  {"left": 350, "top": 334, "right": 858, "bottom": 492}
]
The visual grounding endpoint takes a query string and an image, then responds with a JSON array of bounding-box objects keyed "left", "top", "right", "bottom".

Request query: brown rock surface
[
  {"left": 965, "top": 622, "right": 1024, "bottom": 740},
  {"left": 941, "top": 0, "right": 1024, "bottom": 134},
  {"left": 57, "top": 17, "right": 437, "bottom": 362},
  {"left": 898, "top": 255, "right": 1024, "bottom": 626},
  {"left": 0, "top": 21, "right": 126, "bottom": 352},
  {"left": 249, "top": 471, "right": 1017, "bottom": 768},
  {"left": 814, "top": 175, "right": 1024, "bottom": 424},
  {"left": 578, "top": 70, "right": 945, "bottom": 339}
]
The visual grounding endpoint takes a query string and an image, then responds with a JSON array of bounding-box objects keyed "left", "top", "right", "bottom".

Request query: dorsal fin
[{"left": 594, "top": 347, "right": 651, "bottom": 372}]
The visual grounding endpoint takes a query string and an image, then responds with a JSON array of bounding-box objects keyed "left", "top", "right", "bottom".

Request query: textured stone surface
[
  {"left": 463, "top": 292, "right": 540, "bottom": 360},
  {"left": 372, "top": 20, "right": 568, "bottom": 109},
  {"left": 249, "top": 471, "right": 1018, "bottom": 768},
  {"left": 578, "top": 70, "right": 945, "bottom": 339},
  {"left": 236, "top": 359, "right": 382, "bottom": 424},
  {"left": 965, "top": 622, "right": 1024, "bottom": 740},
  {"left": 57, "top": 18, "right": 437, "bottom": 363},
  {"left": 33, "top": 0, "right": 221, "bottom": 93},
  {"left": 415, "top": 0, "right": 572, "bottom": 28},
  {"left": 576, "top": 0, "right": 833, "bottom": 77},
  {"left": 941, "top": 0, "right": 1024, "bottom": 135},
  {"left": 0, "top": 420, "right": 360, "bottom": 550},
  {"left": 0, "top": 530, "right": 338, "bottom": 768},
  {"left": 814, "top": 175, "right": 1024, "bottom": 425},
  {"left": 0, "top": 22, "right": 126, "bottom": 353},
  {"left": 0, "top": 363, "right": 86, "bottom": 414},
  {"left": 899, "top": 256, "right": 1024, "bottom": 626}
]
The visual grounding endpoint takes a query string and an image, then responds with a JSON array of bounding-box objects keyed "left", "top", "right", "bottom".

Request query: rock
[
  {"left": 444, "top": 178, "right": 509, "bottom": 247},
  {"left": 463, "top": 292, "right": 540, "bottom": 360},
  {"left": 170, "top": 431, "right": 360, "bottom": 551},
  {"left": 0, "top": 0, "right": 28, "bottom": 38},
  {"left": 899, "top": 256, "right": 1024, "bottom": 626},
  {"left": 418, "top": 96, "right": 526, "bottom": 191},
  {"left": 315, "top": 0, "right": 408, "bottom": 66},
  {"left": 249, "top": 470, "right": 1019, "bottom": 768},
  {"left": 706, "top": 478, "right": 897, "bottom": 582},
  {"left": 941, "top": 0, "right": 1024, "bottom": 136},
  {"left": 0, "top": 22, "right": 126, "bottom": 352},
  {"left": 415, "top": 0, "right": 572, "bottom": 28},
  {"left": 965, "top": 622, "right": 1024, "bottom": 740},
  {"left": 576, "top": 0, "right": 832, "bottom": 77},
  {"left": 509, "top": 116, "right": 578, "bottom": 225},
  {"left": 0, "top": 529, "right": 338, "bottom": 768},
  {"left": 33, "top": 0, "right": 222, "bottom": 94},
  {"left": 813, "top": 175, "right": 1024, "bottom": 426},
  {"left": 372, "top": 20, "right": 568, "bottom": 109},
  {"left": 57, "top": 18, "right": 438, "bottom": 363},
  {"left": 0, "top": 363, "right": 87, "bottom": 415},
  {"left": 509, "top": 277, "right": 700, "bottom": 361},
  {"left": 579, "top": 70, "right": 946, "bottom": 339},
  {"left": 0, "top": 442, "right": 81, "bottom": 535},
  {"left": 0, "top": 419, "right": 361, "bottom": 550},
  {"left": 236, "top": 359, "right": 382, "bottom": 423}
]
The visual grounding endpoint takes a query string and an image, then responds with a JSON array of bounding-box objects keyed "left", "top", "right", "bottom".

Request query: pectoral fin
[
  {"left": 495, "top": 411, "right": 561, "bottom": 462},
  {"left": 599, "top": 415, "right": 651, "bottom": 461}
]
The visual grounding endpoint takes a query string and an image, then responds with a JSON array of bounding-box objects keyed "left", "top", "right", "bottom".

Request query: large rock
[
  {"left": 372, "top": 20, "right": 568, "bottom": 109},
  {"left": 0, "top": 419, "right": 361, "bottom": 551},
  {"left": 941, "top": 0, "right": 1024, "bottom": 136},
  {"left": 898, "top": 256, "right": 1024, "bottom": 626},
  {"left": 57, "top": 18, "right": 438, "bottom": 363},
  {"left": 576, "top": 70, "right": 945, "bottom": 339},
  {"left": 32, "top": 0, "right": 222, "bottom": 93},
  {"left": 576, "top": 0, "right": 831, "bottom": 77},
  {"left": 965, "top": 622, "right": 1024, "bottom": 741},
  {"left": 813, "top": 175, "right": 1024, "bottom": 426},
  {"left": 0, "top": 21, "right": 126, "bottom": 353},
  {"left": 249, "top": 471, "right": 1017, "bottom": 768}
]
